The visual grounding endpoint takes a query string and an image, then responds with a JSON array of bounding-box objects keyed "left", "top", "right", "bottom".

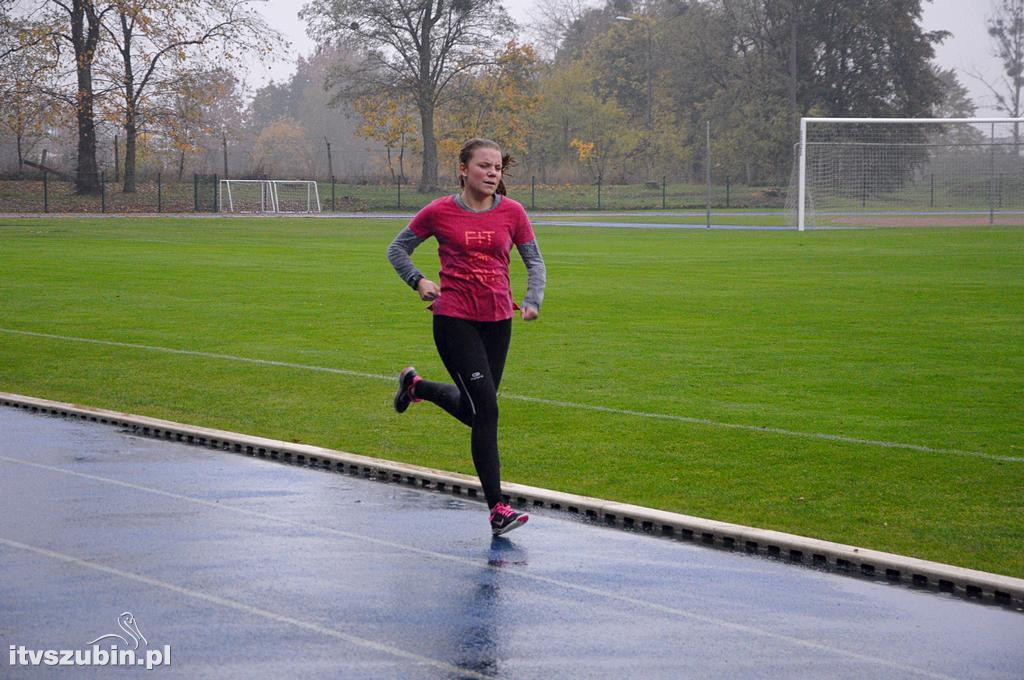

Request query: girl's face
[{"left": 460, "top": 147, "right": 503, "bottom": 197}]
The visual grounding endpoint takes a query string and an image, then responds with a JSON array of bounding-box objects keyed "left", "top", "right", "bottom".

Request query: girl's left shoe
[{"left": 393, "top": 366, "right": 421, "bottom": 413}]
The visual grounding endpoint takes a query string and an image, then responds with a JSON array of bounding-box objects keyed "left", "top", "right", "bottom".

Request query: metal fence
[
  {"left": 0, "top": 169, "right": 786, "bottom": 214},
  {"left": 0, "top": 171, "right": 221, "bottom": 214}
]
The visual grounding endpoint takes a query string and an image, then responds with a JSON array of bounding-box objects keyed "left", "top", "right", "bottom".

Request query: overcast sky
[{"left": 250, "top": 0, "right": 1008, "bottom": 116}]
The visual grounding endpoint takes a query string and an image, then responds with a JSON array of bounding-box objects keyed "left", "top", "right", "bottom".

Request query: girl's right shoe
[
  {"left": 393, "top": 366, "right": 421, "bottom": 413},
  {"left": 489, "top": 502, "right": 529, "bottom": 536}
]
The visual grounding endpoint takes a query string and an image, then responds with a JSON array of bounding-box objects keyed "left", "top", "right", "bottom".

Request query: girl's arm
[
  {"left": 516, "top": 240, "right": 546, "bottom": 318},
  {"left": 387, "top": 226, "right": 427, "bottom": 290}
]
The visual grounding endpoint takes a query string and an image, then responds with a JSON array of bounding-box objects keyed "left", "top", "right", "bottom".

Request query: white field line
[
  {"left": 0, "top": 456, "right": 963, "bottom": 680},
  {"left": 1, "top": 327, "right": 1019, "bottom": 464}
]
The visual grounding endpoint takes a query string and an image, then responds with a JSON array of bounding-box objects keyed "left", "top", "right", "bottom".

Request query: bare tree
[
  {"left": 0, "top": 26, "right": 61, "bottom": 176},
  {"left": 99, "top": 0, "right": 283, "bottom": 192},
  {"left": 34, "top": 0, "right": 115, "bottom": 194},
  {"left": 523, "top": 0, "right": 596, "bottom": 60},
  {"left": 301, "top": 0, "right": 515, "bottom": 191},
  {"left": 984, "top": 0, "right": 1023, "bottom": 147}
]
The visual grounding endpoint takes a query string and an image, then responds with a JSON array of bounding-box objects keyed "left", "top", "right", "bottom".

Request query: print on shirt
[
  {"left": 465, "top": 231, "right": 494, "bottom": 246},
  {"left": 466, "top": 231, "right": 499, "bottom": 283}
]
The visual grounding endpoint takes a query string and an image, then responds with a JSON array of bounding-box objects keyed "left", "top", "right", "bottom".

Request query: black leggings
[{"left": 414, "top": 314, "right": 512, "bottom": 509}]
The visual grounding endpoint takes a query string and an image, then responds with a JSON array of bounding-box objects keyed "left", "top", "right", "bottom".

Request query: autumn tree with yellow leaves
[
  {"left": 353, "top": 93, "right": 416, "bottom": 183},
  {"left": 435, "top": 41, "right": 541, "bottom": 184}
]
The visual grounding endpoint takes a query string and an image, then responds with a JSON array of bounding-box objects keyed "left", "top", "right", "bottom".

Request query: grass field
[{"left": 0, "top": 216, "right": 1021, "bottom": 577}]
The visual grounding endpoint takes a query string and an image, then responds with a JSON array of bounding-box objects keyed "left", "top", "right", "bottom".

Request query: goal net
[
  {"left": 219, "top": 179, "right": 321, "bottom": 213},
  {"left": 271, "top": 180, "right": 321, "bottom": 214},
  {"left": 786, "top": 118, "right": 1024, "bottom": 229}
]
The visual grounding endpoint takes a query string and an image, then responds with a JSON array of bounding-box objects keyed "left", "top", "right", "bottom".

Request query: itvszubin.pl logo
[{"left": 9, "top": 612, "right": 171, "bottom": 669}]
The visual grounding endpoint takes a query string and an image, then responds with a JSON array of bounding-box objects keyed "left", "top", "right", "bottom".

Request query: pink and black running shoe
[
  {"left": 489, "top": 502, "right": 529, "bottom": 536},
  {"left": 393, "top": 366, "right": 422, "bottom": 413}
]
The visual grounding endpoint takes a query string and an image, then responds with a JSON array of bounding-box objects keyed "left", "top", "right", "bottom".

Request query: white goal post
[
  {"left": 219, "top": 179, "right": 322, "bottom": 214},
  {"left": 790, "top": 117, "right": 1024, "bottom": 230}
]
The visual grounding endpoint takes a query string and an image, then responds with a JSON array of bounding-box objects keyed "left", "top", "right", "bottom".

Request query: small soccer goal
[
  {"left": 270, "top": 180, "right": 322, "bottom": 214},
  {"left": 786, "top": 117, "right": 1024, "bottom": 230},
  {"left": 220, "top": 179, "right": 275, "bottom": 213},
  {"left": 219, "top": 179, "right": 321, "bottom": 214}
]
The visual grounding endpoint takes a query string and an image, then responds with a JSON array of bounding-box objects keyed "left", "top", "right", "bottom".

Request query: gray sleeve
[
  {"left": 516, "top": 240, "right": 546, "bottom": 310},
  {"left": 387, "top": 226, "right": 427, "bottom": 289}
]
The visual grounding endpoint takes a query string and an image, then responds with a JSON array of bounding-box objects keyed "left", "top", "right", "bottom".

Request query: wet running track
[{"left": 1, "top": 405, "right": 1022, "bottom": 679}]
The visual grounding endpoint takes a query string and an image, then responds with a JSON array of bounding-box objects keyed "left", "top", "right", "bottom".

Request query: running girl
[{"left": 386, "top": 138, "right": 547, "bottom": 536}]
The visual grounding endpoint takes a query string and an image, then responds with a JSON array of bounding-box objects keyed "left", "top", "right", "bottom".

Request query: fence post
[
  {"left": 930, "top": 173, "right": 934, "bottom": 208},
  {"left": 705, "top": 121, "right": 711, "bottom": 229},
  {"left": 193, "top": 173, "right": 199, "bottom": 212},
  {"left": 157, "top": 173, "right": 162, "bottom": 213},
  {"left": 989, "top": 122, "right": 995, "bottom": 225},
  {"left": 862, "top": 154, "right": 867, "bottom": 208},
  {"left": 43, "top": 170, "right": 49, "bottom": 213},
  {"left": 597, "top": 176, "right": 602, "bottom": 211},
  {"left": 101, "top": 172, "right": 106, "bottom": 213},
  {"left": 726, "top": 175, "right": 731, "bottom": 208},
  {"left": 662, "top": 176, "right": 666, "bottom": 210},
  {"left": 213, "top": 173, "right": 218, "bottom": 212},
  {"left": 531, "top": 175, "right": 536, "bottom": 210}
]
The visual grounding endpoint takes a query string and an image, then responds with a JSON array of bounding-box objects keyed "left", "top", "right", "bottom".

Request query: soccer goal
[
  {"left": 786, "top": 117, "right": 1024, "bottom": 230},
  {"left": 220, "top": 179, "right": 275, "bottom": 213},
  {"left": 270, "top": 180, "right": 321, "bottom": 214},
  {"left": 219, "top": 179, "right": 321, "bottom": 213}
]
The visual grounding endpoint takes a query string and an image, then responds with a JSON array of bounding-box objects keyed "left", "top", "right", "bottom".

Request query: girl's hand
[
  {"left": 417, "top": 278, "right": 441, "bottom": 301},
  {"left": 521, "top": 305, "right": 539, "bottom": 321}
]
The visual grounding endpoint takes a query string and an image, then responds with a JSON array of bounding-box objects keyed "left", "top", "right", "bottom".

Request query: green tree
[{"left": 301, "top": 0, "right": 514, "bottom": 191}]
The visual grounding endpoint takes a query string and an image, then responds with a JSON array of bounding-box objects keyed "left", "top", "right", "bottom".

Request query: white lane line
[
  {"left": 0, "top": 537, "right": 491, "bottom": 679},
  {"left": 0, "top": 328, "right": 382, "bottom": 380},
  {"left": 0, "top": 455, "right": 964, "bottom": 679},
  {"left": 2, "top": 327, "right": 1018, "bottom": 463}
]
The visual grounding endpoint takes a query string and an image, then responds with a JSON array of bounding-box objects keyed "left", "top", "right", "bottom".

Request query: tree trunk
[
  {"left": 417, "top": 8, "right": 437, "bottom": 193},
  {"left": 789, "top": 0, "right": 799, "bottom": 129},
  {"left": 16, "top": 134, "right": 24, "bottom": 178},
  {"left": 121, "top": 11, "right": 137, "bottom": 193},
  {"left": 399, "top": 138, "right": 406, "bottom": 183},
  {"left": 71, "top": 0, "right": 102, "bottom": 195},
  {"left": 418, "top": 99, "right": 438, "bottom": 192},
  {"left": 123, "top": 114, "right": 137, "bottom": 193},
  {"left": 177, "top": 149, "right": 185, "bottom": 182}
]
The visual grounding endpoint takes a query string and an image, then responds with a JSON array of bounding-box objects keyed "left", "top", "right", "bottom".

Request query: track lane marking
[
  {"left": 0, "top": 455, "right": 964, "bottom": 679},
  {"left": 0, "top": 536, "right": 491, "bottom": 679}
]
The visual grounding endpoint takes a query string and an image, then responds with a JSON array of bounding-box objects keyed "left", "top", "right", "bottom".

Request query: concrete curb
[{"left": 3, "top": 391, "right": 1022, "bottom": 609}]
